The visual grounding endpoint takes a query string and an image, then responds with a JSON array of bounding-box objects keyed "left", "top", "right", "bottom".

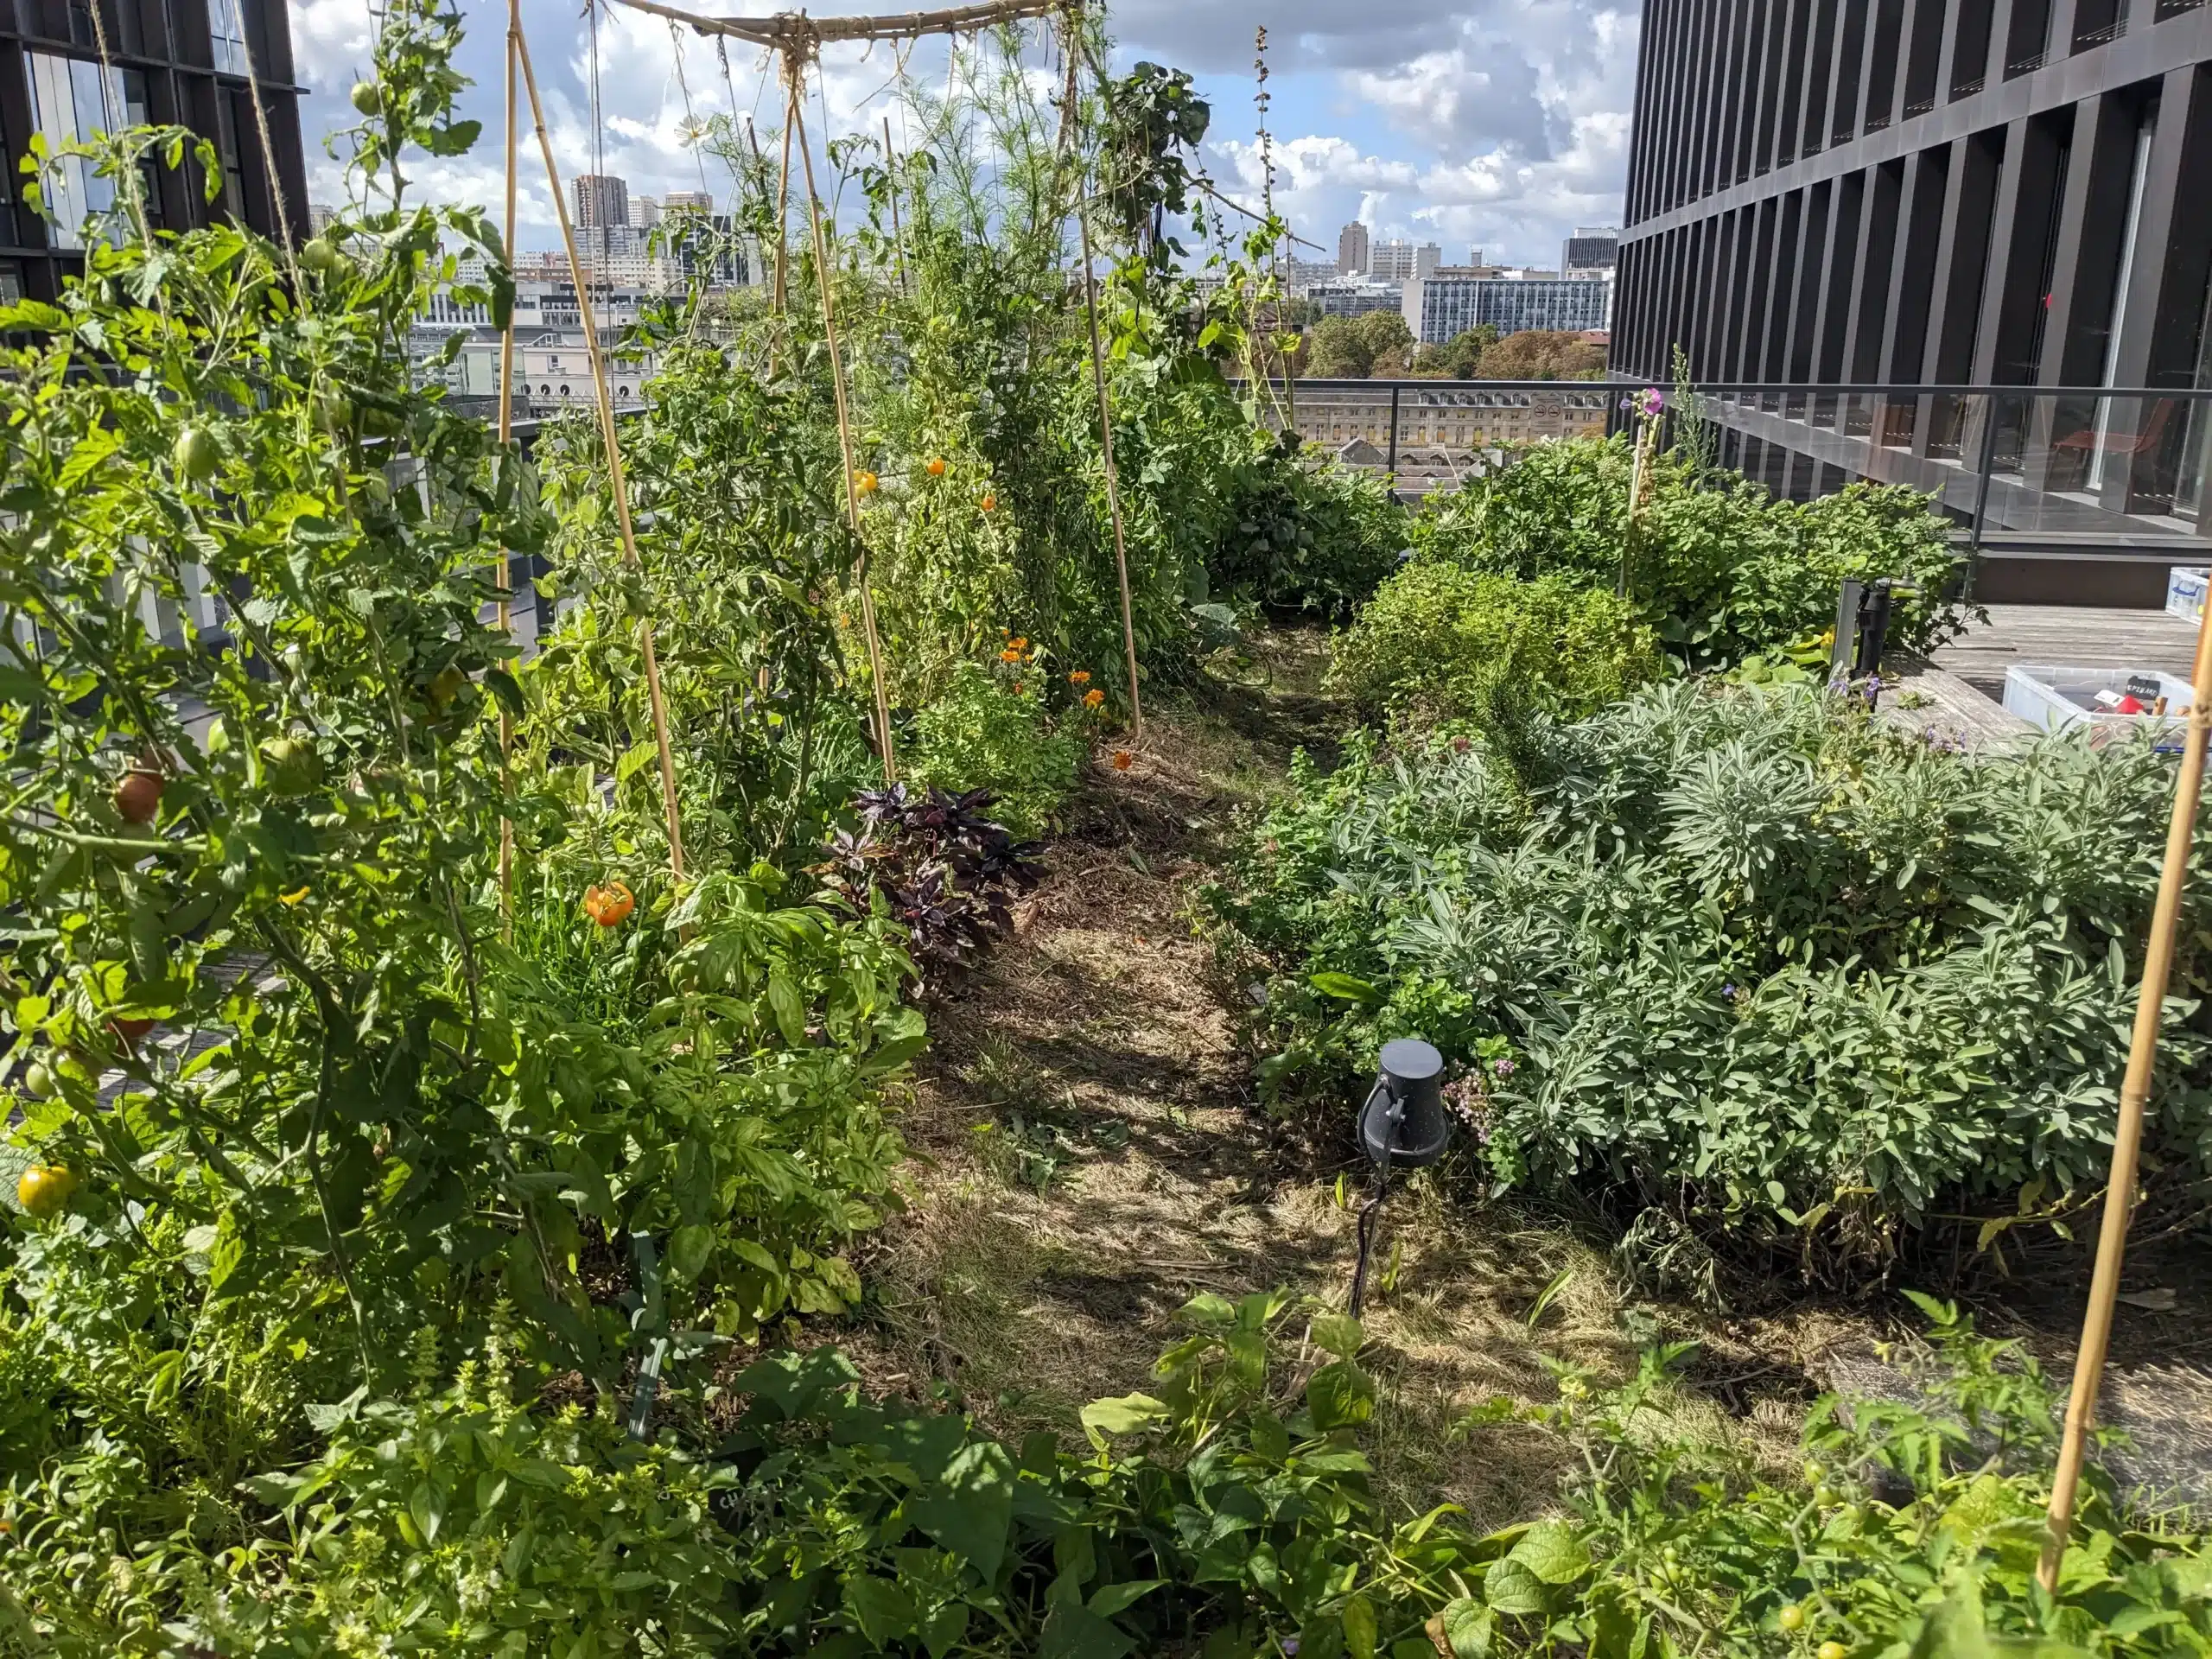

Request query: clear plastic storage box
[{"left": 2002, "top": 664, "right": 2199, "bottom": 751}]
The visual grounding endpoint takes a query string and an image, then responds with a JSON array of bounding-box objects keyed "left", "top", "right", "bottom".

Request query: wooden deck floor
[{"left": 1933, "top": 604, "right": 2202, "bottom": 702}]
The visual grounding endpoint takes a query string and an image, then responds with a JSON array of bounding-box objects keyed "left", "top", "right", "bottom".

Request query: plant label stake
[{"left": 1348, "top": 1038, "right": 1447, "bottom": 1318}]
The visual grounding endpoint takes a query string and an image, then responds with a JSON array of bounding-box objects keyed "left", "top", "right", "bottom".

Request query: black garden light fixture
[{"left": 1348, "top": 1038, "right": 1450, "bottom": 1318}]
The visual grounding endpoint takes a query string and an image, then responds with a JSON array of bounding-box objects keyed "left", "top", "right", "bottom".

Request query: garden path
[{"left": 836, "top": 627, "right": 2212, "bottom": 1524}]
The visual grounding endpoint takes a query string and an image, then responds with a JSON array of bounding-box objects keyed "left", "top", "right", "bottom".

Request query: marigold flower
[
  {"left": 1000, "top": 647, "right": 1022, "bottom": 663},
  {"left": 1069, "top": 670, "right": 1091, "bottom": 684},
  {"left": 1111, "top": 749, "right": 1133, "bottom": 771},
  {"left": 1083, "top": 688, "right": 1105, "bottom": 708}
]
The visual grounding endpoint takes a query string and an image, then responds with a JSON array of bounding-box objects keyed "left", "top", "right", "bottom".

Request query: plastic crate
[
  {"left": 2168, "top": 566, "right": 2208, "bottom": 624},
  {"left": 2002, "top": 664, "right": 2198, "bottom": 751}
]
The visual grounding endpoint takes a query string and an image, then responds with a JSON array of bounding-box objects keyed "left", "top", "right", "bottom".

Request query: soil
[{"left": 831, "top": 626, "right": 2212, "bottom": 1526}]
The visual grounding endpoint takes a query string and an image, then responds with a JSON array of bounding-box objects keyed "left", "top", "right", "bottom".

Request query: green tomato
[
  {"left": 259, "top": 735, "right": 323, "bottom": 797},
  {"left": 173, "top": 426, "right": 219, "bottom": 481},
  {"left": 20, "top": 1060, "right": 54, "bottom": 1099},
  {"left": 1777, "top": 1604, "right": 1805, "bottom": 1632},
  {"left": 313, "top": 389, "right": 353, "bottom": 433},
  {"left": 350, "top": 81, "right": 383, "bottom": 118},
  {"left": 301, "top": 236, "right": 347, "bottom": 277}
]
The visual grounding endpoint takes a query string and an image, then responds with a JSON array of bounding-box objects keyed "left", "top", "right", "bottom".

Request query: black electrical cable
[{"left": 1348, "top": 1086, "right": 1399, "bottom": 1319}]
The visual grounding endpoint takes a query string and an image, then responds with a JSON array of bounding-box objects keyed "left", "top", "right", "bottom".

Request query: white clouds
[{"left": 283, "top": 0, "right": 1640, "bottom": 266}]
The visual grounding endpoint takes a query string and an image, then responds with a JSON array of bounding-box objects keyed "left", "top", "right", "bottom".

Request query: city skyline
[{"left": 277, "top": 0, "right": 1640, "bottom": 272}]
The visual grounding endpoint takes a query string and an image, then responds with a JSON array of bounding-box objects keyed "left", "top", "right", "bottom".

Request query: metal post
[
  {"left": 1386, "top": 384, "right": 1401, "bottom": 474},
  {"left": 1966, "top": 390, "right": 2002, "bottom": 601}
]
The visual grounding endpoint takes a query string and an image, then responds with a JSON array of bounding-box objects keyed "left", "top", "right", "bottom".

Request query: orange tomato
[
  {"left": 854, "top": 470, "right": 880, "bottom": 497},
  {"left": 583, "top": 880, "right": 635, "bottom": 928},
  {"left": 980, "top": 492, "right": 997, "bottom": 512},
  {"left": 925, "top": 455, "right": 947, "bottom": 476}
]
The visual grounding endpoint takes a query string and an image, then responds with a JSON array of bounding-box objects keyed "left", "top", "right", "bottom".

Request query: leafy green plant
[
  {"left": 1452, "top": 1294, "right": 2212, "bottom": 1656},
  {"left": 1211, "top": 435, "right": 1408, "bottom": 620},
  {"left": 902, "top": 660, "right": 1088, "bottom": 839},
  {"left": 1325, "top": 566, "right": 1665, "bottom": 758},
  {"left": 824, "top": 783, "right": 1046, "bottom": 982},
  {"left": 1409, "top": 437, "right": 1972, "bottom": 666},
  {"left": 1207, "top": 682, "right": 2212, "bottom": 1274}
]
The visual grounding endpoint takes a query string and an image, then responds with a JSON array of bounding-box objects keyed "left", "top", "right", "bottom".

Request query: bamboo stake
[
  {"left": 497, "top": 20, "right": 520, "bottom": 928},
  {"left": 787, "top": 54, "right": 899, "bottom": 782},
  {"left": 1061, "top": 32, "right": 1141, "bottom": 738},
  {"left": 882, "top": 114, "right": 909, "bottom": 295},
  {"left": 772, "top": 113, "right": 793, "bottom": 352},
  {"left": 513, "top": 1, "right": 688, "bottom": 876},
  {"left": 2037, "top": 575, "right": 2212, "bottom": 1591}
]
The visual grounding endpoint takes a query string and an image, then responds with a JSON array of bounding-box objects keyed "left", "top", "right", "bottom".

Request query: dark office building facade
[
  {"left": 2, "top": 0, "right": 307, "bottom": 302},
  {"left": 1612, "top": 0, "right": 2212, "bottom": 534}
]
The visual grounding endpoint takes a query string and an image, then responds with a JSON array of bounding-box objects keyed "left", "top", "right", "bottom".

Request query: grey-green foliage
[{"left": 1208, "top": 681, "right": 2212, "bottom": 1262}]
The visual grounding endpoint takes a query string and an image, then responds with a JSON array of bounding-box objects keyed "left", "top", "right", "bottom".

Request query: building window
[
  {"left": 25, "top": 51, "right": 134, "bottom": 251},
  {"left": 210, "top": 0, "right": 252, "bottom": 76}
]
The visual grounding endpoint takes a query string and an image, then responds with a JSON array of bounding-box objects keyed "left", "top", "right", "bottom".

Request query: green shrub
[
  {"left": 1210, "top": 440, "right": 1408, "bottom": 619},
  {"left": 905, "top": 660, "right": 1087, "bottom": 838},
  {"left": 1205, "top": 682, "right": 2212, "bottom": 1267},
  {"left": 1326, "top": 566, "right": 1665, "bottom": 742},
  {"left": 1410, "top": 437, "right": 1972, "bottom": 664}
]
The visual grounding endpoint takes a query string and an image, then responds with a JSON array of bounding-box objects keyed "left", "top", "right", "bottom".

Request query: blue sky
[{"left": 288, "top": 0, "right": 1638, "bottom": 270}]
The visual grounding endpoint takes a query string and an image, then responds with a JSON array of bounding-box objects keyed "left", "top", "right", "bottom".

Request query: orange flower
[
  {"left": 1069, "top": 670, "right": 1090, "bottom": 684},
  {"left": 1083, "top": 688, "right": 1105, "bottom": 709},
  {"left": 1000, "top": 647, "right": 1022, "bottom": 663},
  {"left": 1010, "top": 637, "right": 1028, "bottom": 651},
  {"left": 1110, "top": 749, "right": 1133, "bottom": 771}
]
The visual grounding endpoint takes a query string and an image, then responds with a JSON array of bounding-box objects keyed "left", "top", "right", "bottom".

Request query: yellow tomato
[{"left": 17, "top": 1164, "right": 78, "bottom": 1218}]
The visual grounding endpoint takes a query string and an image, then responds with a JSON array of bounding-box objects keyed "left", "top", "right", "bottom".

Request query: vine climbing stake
[
  {"left": 785, "top": 45, "right": 899, "bottom": 781},
  {"left": 510, "top": 0, "right": 688, "bottom": 877}
]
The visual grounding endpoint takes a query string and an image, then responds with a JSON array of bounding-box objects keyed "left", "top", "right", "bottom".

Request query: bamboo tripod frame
[
  {"left": 510, "top": 0, "right": 688, "bottom": 877},
  {"left": 783, "top": 52, "right": 900, "bottom": 782},
  {"left": 2037, "top": 588, "right": 2212, "bottom": 1589},
  {"left": 622, "top": 0, "right": 1146, "bottom": 739}
]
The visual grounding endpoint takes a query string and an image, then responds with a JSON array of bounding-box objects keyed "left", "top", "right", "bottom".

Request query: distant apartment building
[
  {"left": 1403, "top": 266, "right": 1615, "bottom": 343},
  {"left": 1369, "top": 238, "right": 1443, "bottom": 282},
  {"left": 1285, "top": 256, "right": 1340, "bottom": 294},
  {"left": 1562, "top": 226, "right": 1621, "bottom": 271},
  {"left": 661, "top": 189, "right": 714, "bottom": 214},
  {"left": 3, "top": 0, "right": 309, "bottom": 302},
  {"left": 1307, "top": 277, "right": 1408, "bottom": 320},
  {"left": 572, "top": 174, "right": 628, "bottom": 230},
  {"left": 1337, "top": 219, "right": 1370, "bottom": 275}
]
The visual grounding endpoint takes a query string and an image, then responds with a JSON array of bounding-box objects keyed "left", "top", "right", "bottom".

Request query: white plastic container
[
  {"left": 2167, "top": 566, "right": 2208, "bottom": 624},
  {"left": 2002, "top": 664, "right": 2198, "bottom": 751}
]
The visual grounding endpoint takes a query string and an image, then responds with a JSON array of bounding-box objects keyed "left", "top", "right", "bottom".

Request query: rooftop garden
[{"left": 3, "top": 6, "right": 2209, "bottom": 1657}]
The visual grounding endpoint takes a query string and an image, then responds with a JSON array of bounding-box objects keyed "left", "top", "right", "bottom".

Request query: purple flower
[
  {"left": 1637, "top": 386, "right": 1664, "bottom": 419},
  {"left": 1492, "top": 1056, "right": 1516, "bottom": 1077},
  {"left": 1720, "top": 982, "right": 1737, "bottom": 1000},
  {"left": 1281, "top": 1642, "right": 1300, "bottom": 1657}
]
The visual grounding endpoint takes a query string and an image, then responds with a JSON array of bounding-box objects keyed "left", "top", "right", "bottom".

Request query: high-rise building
[
  {"left": 573, "top": 174, "right": 629, "bottom": 230},
  {"left": 632, "top": 195, "right": 661, "bottom": 230},
  {"left": 1612, "top": 1, "right": 2212, "bottom": 524},
  {"left": 1370, "top": 238, "right": 1442, "bottom": 282},
  {"left": 1338, "top": 220, "right": 1370, "bottom": 276},
  {"left": 2, "top": 0, "right": 309, "bottom": 302},
  {"left": 1562, "top": 226, "right": 1618, "bottom": 271},
  {"left": 662, "top": 189, "right": 714, "bottom": 214}
]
